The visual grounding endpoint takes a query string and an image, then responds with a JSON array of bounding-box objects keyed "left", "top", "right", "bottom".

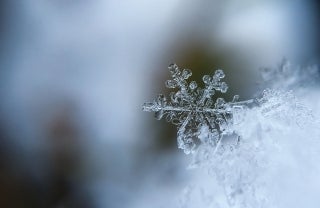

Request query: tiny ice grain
[{"left": 143, "top": 64, "right": 257, "bottom": 154}]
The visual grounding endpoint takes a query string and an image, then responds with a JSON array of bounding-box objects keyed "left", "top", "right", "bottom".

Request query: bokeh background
[{"left": 0, "top": 1, "right": 319, "bottom": 207}]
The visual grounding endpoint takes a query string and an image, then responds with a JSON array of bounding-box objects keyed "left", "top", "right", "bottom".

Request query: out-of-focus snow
[{"left": 0, "top": 0, "right": 319, "bottom": 208}]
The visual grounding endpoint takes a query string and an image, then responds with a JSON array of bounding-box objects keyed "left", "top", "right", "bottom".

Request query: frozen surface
[{"left": 143, "top": 63, "right": 320, "bottom": 208}]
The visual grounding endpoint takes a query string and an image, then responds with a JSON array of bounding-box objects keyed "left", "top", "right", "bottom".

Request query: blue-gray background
[{"left": 0, "top": 1, "right": 319, "bottom": 207}]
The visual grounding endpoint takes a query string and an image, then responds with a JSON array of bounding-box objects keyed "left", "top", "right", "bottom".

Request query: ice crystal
[{"left": 143, "top": 64, "right": 256, "bottom": 154}]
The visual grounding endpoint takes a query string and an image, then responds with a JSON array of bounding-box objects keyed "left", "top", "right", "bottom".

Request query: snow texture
[{"left": 143, "top": 63, "right": 320, "bottom": 208}]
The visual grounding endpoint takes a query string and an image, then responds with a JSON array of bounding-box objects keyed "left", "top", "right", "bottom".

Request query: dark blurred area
[{"left": 0, "top": 1, "right": 319, "bottom": 208}]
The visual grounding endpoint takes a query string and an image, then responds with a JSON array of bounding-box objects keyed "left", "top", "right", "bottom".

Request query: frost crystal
[{"left": 143, "top": 64, "right": 256, "bottom": 154}]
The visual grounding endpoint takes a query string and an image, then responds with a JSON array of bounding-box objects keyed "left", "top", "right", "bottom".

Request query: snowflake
[{"left": 143, "top": 64, "right": 256, "bottom": 154}]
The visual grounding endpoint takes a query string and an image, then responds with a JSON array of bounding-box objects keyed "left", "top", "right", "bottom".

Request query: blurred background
[{"left": 0, "top": 0, "right": 319, "bottom": 207}]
